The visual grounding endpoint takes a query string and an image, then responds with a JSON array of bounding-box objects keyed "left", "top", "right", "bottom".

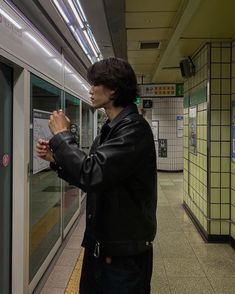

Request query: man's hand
[
  {"left": 36, "top": 139, "right": 55, "bottom": 163},
  {"left": 49, "top": 110, "right": 70, "bottom": 135}
]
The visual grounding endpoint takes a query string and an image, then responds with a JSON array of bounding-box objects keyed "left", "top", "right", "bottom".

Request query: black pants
[{"left": 79, "top": 247, "right": 153, "bottom": 294}]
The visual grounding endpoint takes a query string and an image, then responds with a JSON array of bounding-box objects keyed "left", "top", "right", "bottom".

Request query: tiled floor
[{"left": 39, "top": 172, "right": 235, "bottom": 294}]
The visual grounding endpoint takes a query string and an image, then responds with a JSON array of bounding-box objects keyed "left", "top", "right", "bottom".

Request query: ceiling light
[
  {"left": 68, "top": 0, "right": 84, "bottom": 29},
  {"left": 53, "top": 0, "right": 70, "bottom": 24},
  {"left": 73, "top": 0, "right": 87, "bottom": 22},
  {"left": 70, "top": 26, "right": 88, "bottom": 55},
  {"left": 83, "top": 30, "right": 98, "bottom": 57},
  {"left": 0, "top": 8, "right": 22, "bottom": 29}
]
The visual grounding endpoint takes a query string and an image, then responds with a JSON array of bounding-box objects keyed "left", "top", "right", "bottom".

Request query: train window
[
  {"left": 29, "top": 74, "right": 62, "bottom": 282},
  {"left": 63, "top": 92, "right": 81, "bottom": 232}
]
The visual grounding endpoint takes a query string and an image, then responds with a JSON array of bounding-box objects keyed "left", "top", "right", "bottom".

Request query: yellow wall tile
[
  {"left": 231, "top": 178, "right": 235, "bottom": 191},
  {"left": 211, "top": 142, "right": 220, "bottom": 156},
  {"left": 203, "top": 126, "right": 207, "bottom": 140},
  {"left": 221, "top": 158, "right": 230, "bottom": 172},
  {"left": 221, "top": 173, "right": 230, "bottom": 187},
  {"left": 221, "top": 142, "right": 230, "bottom": 156},
  {"left": 210, "top": 220, "right": 220, "bottom": 234},
  {"left": 211, "top": 157, "right": 220, "bottom": 172},
  {"left": 211, "top": 111, "right": 221, "bottom": 125},
  {"left": 211, "top": 204, "right": 220, "bottom": 218},
  {"left": 211, "top": 48, "right": 221, "bottom": 62},
  {"left": 211, "top": 188, "right": 220, "bottom": 203},
  {"left": 231, "top": 189, "right": 235, "bottom": 205},
  {"left": 211, "top": 173, "right": 220, "bottom": 188},
  {"left": 221, "top": 222, "right": 230, "bottom": 234},
  {"left": 211, "top": 64, "right": 220, "bottom": 78},
  {"left": 231, "top": 223, "right": 235, "bottom": 238},
  {"left": 221, "top": 188, "right": 230, "bottom": 203},
  {"left": 211, "top": 126, "right": 220, "bottom": 140},
  {"left": 221, "top": 95, "right": 230, "bottom": 109},
  {"left": 221, "top": 110, "right": 230, "bottom": 125},
  {"left": 222, "top": 47, "right": 231, "bottom": 62},
  {"left": 221, "top": 204, "right": 230, "bottom": 219},
  {"left": 222, "top": 64, "right": 231, "bottom": 78},
  {"left": 221, "top": 126, "right": 230, "bottom": 141},
  {"left": 211, "top": 95, "right": 220, "bottom": 109},
  {"left": 231, "top": 206, "right": 235, "bottom": 220},
  {"left": 222, "top": 79, "right": 230, "bottom": 94},
  {"left": 231, "top": 162, "right": 235, "bottom": 174},
  {"left": 211, "top": 79, "right": 220, "bottom": 94}
]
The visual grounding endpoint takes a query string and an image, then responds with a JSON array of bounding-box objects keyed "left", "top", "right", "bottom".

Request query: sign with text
[
  {"left": 143, "top": 99, "right": 153, "bottom": 108},
  {"left": 139, "top": 84, "right": 183, "bottom": 97}
]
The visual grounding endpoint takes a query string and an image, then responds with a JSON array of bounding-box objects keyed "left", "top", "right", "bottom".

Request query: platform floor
[{"left": 39, "top": 172, "right": 235, "bottom": 294}]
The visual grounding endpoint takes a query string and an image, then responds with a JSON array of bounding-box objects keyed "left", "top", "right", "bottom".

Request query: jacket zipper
[{"left": 93, "top": 241, "right": 100, "bottom": 258}]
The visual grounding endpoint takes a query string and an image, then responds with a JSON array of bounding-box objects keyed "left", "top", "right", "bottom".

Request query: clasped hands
[{"left": 36, "top": 110, "right": 70, "bottom": 163}]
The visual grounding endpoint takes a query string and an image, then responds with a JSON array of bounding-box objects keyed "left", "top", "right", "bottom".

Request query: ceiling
[
  {"left": 8, "top": 0, "right": 235, "bottom": 84},
  {"left": 125, "top": 0, "right": 235, "bottom": 83}
]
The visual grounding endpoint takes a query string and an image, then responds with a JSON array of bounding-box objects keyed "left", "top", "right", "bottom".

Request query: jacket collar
[{"left": 107, "top": 103, "right": 138, "bottom": 129}]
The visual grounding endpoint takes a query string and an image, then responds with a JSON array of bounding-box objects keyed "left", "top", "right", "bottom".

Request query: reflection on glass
[
  {"left": 29, "top": 74, "right": 62, "bottom": 282},
  {"left": 63, "top": 92, "right": 80, "bottom": 230},
  {"left": 81, "top": 102, "right": 94, "bottom": 154}
]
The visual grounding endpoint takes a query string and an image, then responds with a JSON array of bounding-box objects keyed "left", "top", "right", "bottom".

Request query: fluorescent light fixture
[
  {"left": 53, "top": 0, "right": 70, "bottom": 24},
  {"left": 83, "top": 30, "right": 98, "bottom": 58},
  {"left": 68, "top": 0, "right": 84, "bottom": 29},
  {"left": 25, "top": 32, "right": 53, "bottom": 57},
  {"left": 0, "top": 8, "right": 22, "bottom": 29},
  {"left": 73, "top": 0, "right": 87, "bottom": 22},
  {"left": 87, "top": 54, "right": 93, "bottom": 63},
  {"left": 70, "top": 25, "right": 88, "bottom": 55}
]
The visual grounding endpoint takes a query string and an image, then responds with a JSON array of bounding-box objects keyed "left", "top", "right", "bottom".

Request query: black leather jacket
[{"left": 49, "top": 104, "right": 157, "bottom": 256}]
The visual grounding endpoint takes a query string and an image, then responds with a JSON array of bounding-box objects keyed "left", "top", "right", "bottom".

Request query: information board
[
  {"left": 176, "top": 115, "right": 183, "bottom": 138},
  {"left": 33, "top": 109, "right": 52, "bottom": 174},
  {"left": 189, "top": 106, "right": 197, "bottom": 155},
  {"left": 158, "top": 139, "right": 167, "bottom": 157}
]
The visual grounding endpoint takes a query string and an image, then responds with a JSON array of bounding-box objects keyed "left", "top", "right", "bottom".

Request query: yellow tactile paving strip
[{"left": 65, "top": 247, "right": 84, "bottom": 294}]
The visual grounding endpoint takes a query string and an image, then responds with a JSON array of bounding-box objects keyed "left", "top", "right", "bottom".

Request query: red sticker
[{"left": 2, "top": 154, "right": 9, "bottom": 167}]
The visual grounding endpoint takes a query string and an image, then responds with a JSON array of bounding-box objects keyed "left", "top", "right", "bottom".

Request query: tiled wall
[
  {"left": 152, "top": 98, "right": 183, "bottom": 171},
  {"left": 184, "top": 42, "right": 234, "bottom": 242},
  {"left": 183, "top": 44, "right": 208, "bottom": 232},
  {"left": 210, "top": 43, "right": 231, "bottom": 236},
  {"left": 231, "top": 41, "right": 235, "bottom": 242}
]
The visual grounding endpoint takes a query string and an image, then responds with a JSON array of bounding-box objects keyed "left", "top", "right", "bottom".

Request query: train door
[{"left": 0, "top": 62, "right": 13, "bottom": 293}]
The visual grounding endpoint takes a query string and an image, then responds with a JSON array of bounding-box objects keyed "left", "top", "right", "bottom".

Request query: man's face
[{"left": 89, "top": 85, "right": 114, "bottom": 109}]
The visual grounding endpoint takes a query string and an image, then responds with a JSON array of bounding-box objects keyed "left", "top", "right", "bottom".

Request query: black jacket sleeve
[{"left": 49, "top": 119, "right": 154, "bottom": 192}]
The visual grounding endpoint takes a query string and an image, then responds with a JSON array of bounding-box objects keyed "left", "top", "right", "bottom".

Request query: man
[{"left": 36, "top": 57, "right": 157, "bottom": 294}]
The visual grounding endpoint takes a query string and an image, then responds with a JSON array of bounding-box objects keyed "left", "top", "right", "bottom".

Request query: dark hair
[{"left": 87, "top": 57, "right": 138, "bottom": 107}]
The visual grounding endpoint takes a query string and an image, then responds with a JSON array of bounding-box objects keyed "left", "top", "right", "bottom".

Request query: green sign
[
  {"left": 135, "top": 96, "right": 141, "bottom": 106},
  {"left": 176, "top": 84, "right": 184, "bottom": 96}
]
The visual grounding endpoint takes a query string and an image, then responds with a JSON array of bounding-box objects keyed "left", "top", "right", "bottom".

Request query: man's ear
[
  {"left": 109, "top": 89, "right": 116, "bottom": 101},
  {"left": 110, "top": 89, "right": 115, "bottom": 96}
]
